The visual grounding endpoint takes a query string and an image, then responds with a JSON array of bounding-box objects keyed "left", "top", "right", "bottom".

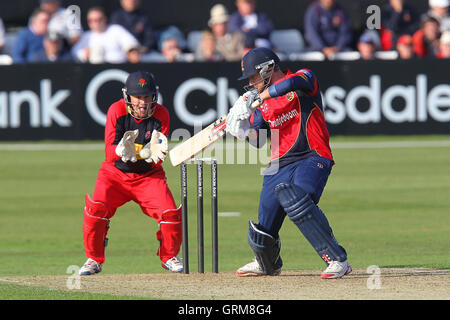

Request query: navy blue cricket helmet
[
  {"left": 238, "top": 47, "right": 281, "bottom": 81},
  {"left": 122, "top": 71, "right": 159, "bottom": 119}
]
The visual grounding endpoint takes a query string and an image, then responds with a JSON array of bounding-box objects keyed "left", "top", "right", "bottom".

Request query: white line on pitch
[{"left": 218, "top": 212, "right": 241, "bottom": 217}]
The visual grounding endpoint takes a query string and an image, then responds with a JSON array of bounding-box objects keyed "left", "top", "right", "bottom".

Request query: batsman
[
  {"left": 227, "top": 48, "right": 352, "bottom": 279},
  {"left": 78, "top": 71, "right": 183, "bottom": 275}
]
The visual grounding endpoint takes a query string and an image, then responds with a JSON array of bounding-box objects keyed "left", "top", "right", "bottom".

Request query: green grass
[
  {"left": 0, "top": 282, "right": 146, "bottom": 300},
  {"left": 1, "top": 135, "right": 449, "bottom": 299}
]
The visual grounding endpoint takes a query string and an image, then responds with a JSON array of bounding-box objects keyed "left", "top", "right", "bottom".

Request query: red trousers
[{"left": 83, "top": 162, "right": 181, "bottom": 264}]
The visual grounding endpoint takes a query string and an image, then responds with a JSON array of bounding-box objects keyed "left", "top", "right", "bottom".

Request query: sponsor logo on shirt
[{"left": 267, "top": 109, "right": 299, "bottom": 128}]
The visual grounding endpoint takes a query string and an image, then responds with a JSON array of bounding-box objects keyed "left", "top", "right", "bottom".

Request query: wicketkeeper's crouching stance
[
  {"left": 79, "top": 71, "right": 183, "bottom": 275},
  {"left": 227, "top": 48, "right": 352, "bottom": 279}
]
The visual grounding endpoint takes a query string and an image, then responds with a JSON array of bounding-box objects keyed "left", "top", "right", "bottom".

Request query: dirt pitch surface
[{"left": 2, "top": 268, "right": 450, "bottom": 300}]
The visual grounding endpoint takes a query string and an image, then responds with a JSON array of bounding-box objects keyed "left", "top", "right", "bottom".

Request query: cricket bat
[{"left": 169, "top": 99, "right": 261, "bottom": 166}]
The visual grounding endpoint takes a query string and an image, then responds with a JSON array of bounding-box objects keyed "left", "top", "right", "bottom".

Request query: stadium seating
[
  {"left": 329, "top": 51, "right": 361, "bottom": 61},
  {"left": 0, "top": 31, "right": 18, "bottom": 65},
  {"left": 187, "top": 30, "right": 203, "bottom": 54},
  {"left": 374, "top": 50, "right": 399, "bottom": 60},
  {"left": 270, "top": 29, "right": 304, "bottom": 55},
  {"left": 289, "top": 51, "right": 325, "bottom": 61},
  {"left": 2, "top": 31, "right": 19, "bottom": 56},
  {"left": 0, "top": 55, "right": 12, "bottom": 65},
  {"left": 140, "top": 50, "right": 167, "bottom": 63}
]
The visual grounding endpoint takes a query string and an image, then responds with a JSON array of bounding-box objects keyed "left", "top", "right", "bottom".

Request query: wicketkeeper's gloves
[
  {"left": 116, "top": 129, "right": 139, "bottom": 162},
  {"left": 139, "top": 130, "right": 169, "bottom": 164}
]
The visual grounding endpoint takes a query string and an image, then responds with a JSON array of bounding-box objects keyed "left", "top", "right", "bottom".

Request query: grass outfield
[
  {"left": 0, "top": 135, "right": 449, "bottom": 299},
  {"left": 0, "top": 281, "right": 147, "bottom": 300}
]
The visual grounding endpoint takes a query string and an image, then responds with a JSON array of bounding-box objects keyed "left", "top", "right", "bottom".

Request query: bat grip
[{"left": 250, "top": 97, "right": 262, "bottom": 110}]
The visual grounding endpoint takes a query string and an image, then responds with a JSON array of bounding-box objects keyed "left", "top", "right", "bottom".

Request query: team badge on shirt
[{"left": 286, "top": 91, "right": 295, "bottom": 101}]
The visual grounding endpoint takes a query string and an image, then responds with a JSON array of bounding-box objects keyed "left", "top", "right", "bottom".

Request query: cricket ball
[{"left": 140, "top": 148, "right": 150, "bottom": 159}]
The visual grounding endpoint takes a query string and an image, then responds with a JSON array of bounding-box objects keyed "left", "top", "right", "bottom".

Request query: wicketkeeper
[
  {"left": 226, "top": 48, "right": 352, "bottom": 279},
  {"left": 79, "top": 71, "right": 183, "bottom": 275}
]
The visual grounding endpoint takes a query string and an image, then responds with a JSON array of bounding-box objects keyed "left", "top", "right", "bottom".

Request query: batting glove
[
  {"left": 245, "top": 90, "right": 263, "bottom": 113},
  {"left": 116, "top": 129, "right": 139, "bottom": 163},
  {"left": 229, "top": 90, "right": 261, "bottom": 121},
  {"left": 226, "top": 116, "right": 252, "bottom": 140}
]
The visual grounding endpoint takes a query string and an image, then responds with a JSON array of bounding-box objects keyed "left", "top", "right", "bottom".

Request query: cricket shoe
[
  {"left": 320, "top": 260, "right": 352, "bottom": 279},
  {"left": 236, "top": 258, "right": 281, "bottom": 277},
  {"left": 162, "top": 256, "right": 184, "bottom": 273},
  {"left": 79, "top": 258, "right": 102, "bottom": 275}
]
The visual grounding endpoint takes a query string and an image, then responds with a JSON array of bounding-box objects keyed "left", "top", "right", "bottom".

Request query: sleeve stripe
[{"left": 298, "top": 73, "right": 308, "bottom": 81}]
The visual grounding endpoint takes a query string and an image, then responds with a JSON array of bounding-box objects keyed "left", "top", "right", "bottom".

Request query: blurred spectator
[
  {"left": 396, "top": 34, "right": 416, "bottom": 59},
  {"left": 157, "top": 26, "right": 188, "bottom": 52},
  {"left": 40, "top": 0, "right": 82, "bottom": 47},
  {"left": 424, "top": 0, "right": 450, "bottom": 31},
  {"left": 304, "top": 0, "right": 353, "bottom": 59},
  {"left": 412, "top": 16, "right": 441, "bottom": 58},
  {"left": 195, "top": 30, "right": 224, "bottom": 61},
  {"left": 437, "top": 30, "right": 450, "bottom": 57},
  {"left": 357, "top": 31, "right": 379, "bottom": 60},
  {"left": 127, "top": 47, "right": 141, "bottom": 63},
  {"left": 12, "top": 8, "right": 50, "bottom": 63},
  {"left": 29, "top": 32, "right": 73, "bottom": 63},
  {"left": 227, "top": 0, "right": 274, "bottom": 49},
  {"left": 110, "top": 0, "right": 155, "bottom": 53},
  {"left": 160, "top": 38, "right": 183, "bottom": 62},
  {"left": 0, "top": 18, "right": 5, "bottom": 52},
  {"left": 71, "top": 7, "right": 140, "bottom": 64},
  {"left": 380, "top": 0, "right": 420, "bottom": 50},
  {"left": 208, "top": 4, "right": 244, "bottom": 61}
]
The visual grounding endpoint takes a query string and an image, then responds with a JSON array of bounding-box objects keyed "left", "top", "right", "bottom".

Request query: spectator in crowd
[
  {"left": 29, "top": 31, "right": 73, "bottom": 63},
  {"left": 71, "top": 7, "right": 140, "bottom": 64},
  {"left": 396, "top": 34, "right": 416, "bottom": 59},
  {"left": 127, "top": 47, "right": 141, "bottom": 63},
  {"left": 424, "top": 0, "right": 450, "bottom": 31},
  {"left": 304, "top": 0, "right": 354, "bottom": 59},
  {"left": 12, "top": 8, "right": 50, "bottom": 63},
  {"left": 208, "top": 4, "right": 244, "bottom": 61},
  {"left": 160, "top": 38, "right": 183, "bottom": 62},
  {"left": 227, "top": 0, "right": 274, "bottom": 49},
  {"left": 195, "top": 30, "right": 224, "bottom": 62},
  {"left": 39, "top": 0, "right": 82, "bottom": 47},
  {"left": 437, "top": 30, "right": 450, "bottom": 57},
  {"left": 380, "top": 0, "right": 420, "bottom": 50},
  {"left": 110, "top": 0, "right": 155, "bottom": 53},
  {"left": 157, "top": 25, "right": 188, "bottom": 53},
  {"left": 357, "top": 31, "right": 379, "bottom": 60},
  {"left": 413, "top": 16, "right": 441, "bottom": 58}
]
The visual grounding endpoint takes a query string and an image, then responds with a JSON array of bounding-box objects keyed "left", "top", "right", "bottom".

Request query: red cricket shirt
[{"left": 250, "top": 69, "right": 333, "bottom": 167}]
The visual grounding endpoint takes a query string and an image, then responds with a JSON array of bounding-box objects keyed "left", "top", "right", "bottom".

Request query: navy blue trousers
[{"left": 258, "top": 155, "right": 333, "bottom": 237}]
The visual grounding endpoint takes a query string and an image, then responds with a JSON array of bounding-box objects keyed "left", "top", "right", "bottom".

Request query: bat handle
[{"left": 250, "top": 97, "right": 262, "bottom": 110}]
